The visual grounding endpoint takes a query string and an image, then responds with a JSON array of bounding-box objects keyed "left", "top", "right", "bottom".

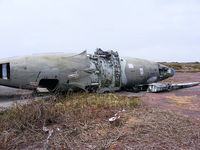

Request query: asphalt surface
[{"left": 0, "top": 86, "right": 33, "bottom": 108}]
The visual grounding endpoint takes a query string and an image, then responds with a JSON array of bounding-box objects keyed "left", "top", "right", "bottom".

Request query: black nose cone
[
  {"left": 158, "top": 64, "right": 175, "bottom": 81},
  {"left": 167, "top": 68, "right": 175, "bottom": 77}
]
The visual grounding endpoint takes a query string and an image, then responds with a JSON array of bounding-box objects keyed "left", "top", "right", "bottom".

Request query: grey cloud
[{"left": 0, "top": 0, "right": 199, "bottom": 62}]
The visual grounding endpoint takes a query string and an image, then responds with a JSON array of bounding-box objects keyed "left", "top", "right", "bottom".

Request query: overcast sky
[{"left": 0, "top": 0, "right": 199, "bottom": 62}]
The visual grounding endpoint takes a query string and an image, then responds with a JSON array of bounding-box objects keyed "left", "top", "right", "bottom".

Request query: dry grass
[
  {"left": 0, "top": 93, "right": 139, "bottom": 149},
  {"left": 0, "top": 94, "right": 200, "bottom": 150},
  {"left": 114, "top": 107, "right": 200, "bottom": 150}
]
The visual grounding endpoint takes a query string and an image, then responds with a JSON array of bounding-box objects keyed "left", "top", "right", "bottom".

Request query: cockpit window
[{"left": 0, "top": 63, "right": 10, "bottom": 80}]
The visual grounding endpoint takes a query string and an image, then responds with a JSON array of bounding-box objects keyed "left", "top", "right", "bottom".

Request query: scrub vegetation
[
  {"left": 194, "top": 64, "right": 200, "bottom": 69},
  {"left": 0, "top": 94, "right": 139, "bottom": 149},
  {"left": 161, "top": 62, "right": 200, "bottom": 72},
  {"left": 0, "top": 94, "right": 200, "bottom": 149}
]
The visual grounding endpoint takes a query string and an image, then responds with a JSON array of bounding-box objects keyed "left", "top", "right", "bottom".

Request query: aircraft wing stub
[{"left": 147, "top": 82, "right": 200, "bottom": 93}]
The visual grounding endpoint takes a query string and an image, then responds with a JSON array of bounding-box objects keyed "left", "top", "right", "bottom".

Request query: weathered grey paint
[
  {"left": 0, "top": 53, "right": 89, "bottom": 89},
  {"left": 0, "top": 49, "right": 175, "bottom": 93},
  {"left": 123, "top": 57, "right": 159, "bottom": 88}
]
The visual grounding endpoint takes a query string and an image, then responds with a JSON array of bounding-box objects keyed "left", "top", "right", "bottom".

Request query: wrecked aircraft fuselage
[{"left": 0, "top": 49, "right": 177, "bottom": 93}]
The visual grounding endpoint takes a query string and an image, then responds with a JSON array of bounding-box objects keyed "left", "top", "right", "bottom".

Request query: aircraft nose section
[
  {"left": 158, "top": 64, "right": 175, "bottom": 81},
  {"left": 167, "top": 68, "right": 175, "bottom": 77}
]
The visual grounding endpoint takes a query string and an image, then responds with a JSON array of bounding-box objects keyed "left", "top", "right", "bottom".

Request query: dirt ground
[
  {"left": 0, "top": 73, "right": 200, "bottom": 149},
  {"left": 119, "top": 72, "right": 200, "bottom": 120},
  {"left": 143, "top": 72, "right": 200, "bottom": 120},
  {"left": 0, "top": 72, "right": 200, "bottom": 118}
]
